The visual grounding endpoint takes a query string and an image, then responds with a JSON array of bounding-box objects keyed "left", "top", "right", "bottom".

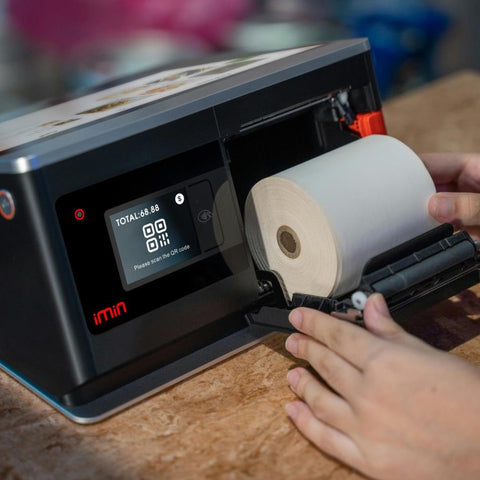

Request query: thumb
[
  {"left": 428, "top": 192, "right": 480, "bottom": 226},
  {"left": 363, "top": 294, "right": 406, "bottom": 341},
  {"left": 364, "top": 294, "right": 434, "bottom": 351}
]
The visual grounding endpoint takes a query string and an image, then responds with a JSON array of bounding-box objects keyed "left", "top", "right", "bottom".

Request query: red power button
[
  {"left": 0, "top": 190, "right": 15, "bottom": 220},
  {"left": 74, "top": 208, "right": 85, "bottom": 221}
]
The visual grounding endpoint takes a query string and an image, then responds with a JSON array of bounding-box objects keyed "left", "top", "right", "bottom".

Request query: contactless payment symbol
[{"left": 198, "top": 209, "right": 213, "bottom": 223}]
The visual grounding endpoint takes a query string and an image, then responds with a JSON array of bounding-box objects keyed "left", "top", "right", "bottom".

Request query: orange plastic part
[{"left": 347, "top": 110, "right": 387, "bottom": 137}]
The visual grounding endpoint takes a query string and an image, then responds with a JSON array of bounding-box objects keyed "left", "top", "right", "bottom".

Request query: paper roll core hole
[{"left": 277, "top": 226, "right": 301, "bottom": 259}]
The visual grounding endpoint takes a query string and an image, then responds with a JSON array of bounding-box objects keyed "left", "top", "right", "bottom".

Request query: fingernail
[
  {"left": 286, "top": 369, "right": 300, "bottom": 389},
  {"left": 285, "top": 402, "right": 299, "bottom": 420},
  {"left": 289, "top": 309, "right": 303, "bottom": 329},
  {"left": 370, "top": 293, "right": 390, "bottom": 317},
  {"left": 285, "top": 335, "right": 298, "bottom": 355},
  {"left": 431, "top": 195, "right": 455, "bottom": 221}
]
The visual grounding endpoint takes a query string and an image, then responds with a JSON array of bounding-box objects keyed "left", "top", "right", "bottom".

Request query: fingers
[
  {"left": 428, "top": 192, "right": 480, "bottom": 226},
  {"left": 421, "top": 152, "right": 480, "bottom": 230},
  {"left": 285, "top": 335, "right": 362, "bottom": 398},
  {"left": 420, "top": 153, "right": 468, "bottom": 185},
  {"left": 363, "top": 294, "right": 405, "bottom": 340},
  {"left": 287, "top": 367, "right": 354, "bottom": 431},
  {"left": 421, "top": 153, "right": 480, "bottom": 192},
  {"left": 363, "top": 294, "right": 426, "bottom": 349},
  {"left": 459, "top": 225, "right": 480, "bottom": 240},
  {"left": 288, "top": 308, "right": 382, "bottom": 369},
  {"left": 285, "top": 400, "right": 361, "bottom": 468}
]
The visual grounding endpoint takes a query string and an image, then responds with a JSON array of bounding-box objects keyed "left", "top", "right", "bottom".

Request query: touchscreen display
[{"left": 106, "top": 188, "right": 201, "bottom": 289}]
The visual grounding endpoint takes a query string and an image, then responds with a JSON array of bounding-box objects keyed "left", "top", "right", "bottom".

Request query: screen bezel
[{"left": 105, "top": 185, "right": 203, "bottom": 291}]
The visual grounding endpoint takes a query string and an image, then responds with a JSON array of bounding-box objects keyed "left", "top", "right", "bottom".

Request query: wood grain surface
[{"left": 1, "top": 71, "right": 480, "bottom": 480}]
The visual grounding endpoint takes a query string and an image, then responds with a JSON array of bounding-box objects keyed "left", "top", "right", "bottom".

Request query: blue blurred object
[{"left": 341, "top": 0, "right": 450, "bottom": 98}]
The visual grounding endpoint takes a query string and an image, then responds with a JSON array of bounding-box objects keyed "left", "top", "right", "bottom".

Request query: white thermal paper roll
[{"left": 245, "top": 135, "right": 438, "bottom": 299}]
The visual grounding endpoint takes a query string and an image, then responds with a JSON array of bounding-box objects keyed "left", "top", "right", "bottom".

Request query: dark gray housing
[{"left": 0, "top": 39, "right": 383, "bottom": 422}]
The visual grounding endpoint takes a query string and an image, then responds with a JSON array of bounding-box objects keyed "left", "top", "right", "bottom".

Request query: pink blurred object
[{"left": 8, "top": 0, "right": 253, "bottom": 57}]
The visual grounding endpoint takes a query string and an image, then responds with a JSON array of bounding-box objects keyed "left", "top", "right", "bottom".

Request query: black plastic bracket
[{"left": 247, "top": 224, "right": 480, "bottom": 333}]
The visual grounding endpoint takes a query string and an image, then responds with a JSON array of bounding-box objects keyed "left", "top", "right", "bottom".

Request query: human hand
[
  {"left": 284, "top": 294, "right": 480, "bottom": 480},
  {"left": 421, "top": 153, "right": 480, "bottom": 237}
]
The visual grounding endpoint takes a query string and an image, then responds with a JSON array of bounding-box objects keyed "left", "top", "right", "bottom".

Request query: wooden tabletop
[{"left": 2, "top": 71, "right": 480, "bottom": 480}]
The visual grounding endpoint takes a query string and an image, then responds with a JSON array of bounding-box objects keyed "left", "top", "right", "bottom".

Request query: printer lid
[{"left": 0, "top": 39, "right": 370, "bottom": 173}]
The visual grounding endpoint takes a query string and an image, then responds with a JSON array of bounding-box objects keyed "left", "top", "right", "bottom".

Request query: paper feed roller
[{"left": 247, "top": 224, "right": 480, "bottom": 333}]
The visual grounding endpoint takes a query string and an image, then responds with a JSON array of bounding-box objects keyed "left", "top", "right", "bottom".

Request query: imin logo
[{"left": 93, "top": 301, "right": 127, "bottom": 326}]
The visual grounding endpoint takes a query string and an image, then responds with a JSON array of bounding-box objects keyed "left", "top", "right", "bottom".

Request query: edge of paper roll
[
  {"left": 245, "top": 176, "right": 342, "bottom": 298},
  {"left": 244, "top": 135, "right": 439, "bottom": 300}
]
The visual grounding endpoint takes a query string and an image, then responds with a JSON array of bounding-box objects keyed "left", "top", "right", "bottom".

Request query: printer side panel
[{"left": 0, "top": 170, "right": 95, "bottom": 397}]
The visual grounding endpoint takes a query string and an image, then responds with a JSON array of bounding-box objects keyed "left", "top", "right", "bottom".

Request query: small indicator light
[
  {"left": 0, "top": 190, "right": 15, "bottom": 220},
  {"left": 75, "top": 208, "right": 85, "bottom": 221}
]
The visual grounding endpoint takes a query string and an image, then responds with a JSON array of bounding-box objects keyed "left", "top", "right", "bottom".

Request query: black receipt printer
[{"left": 1, "top": 39, "right": 478, "bottom": 423}]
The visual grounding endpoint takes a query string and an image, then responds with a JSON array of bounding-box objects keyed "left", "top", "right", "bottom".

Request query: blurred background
[{"left": 0, "top": 0, "right": 479, "bottom": 119}]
